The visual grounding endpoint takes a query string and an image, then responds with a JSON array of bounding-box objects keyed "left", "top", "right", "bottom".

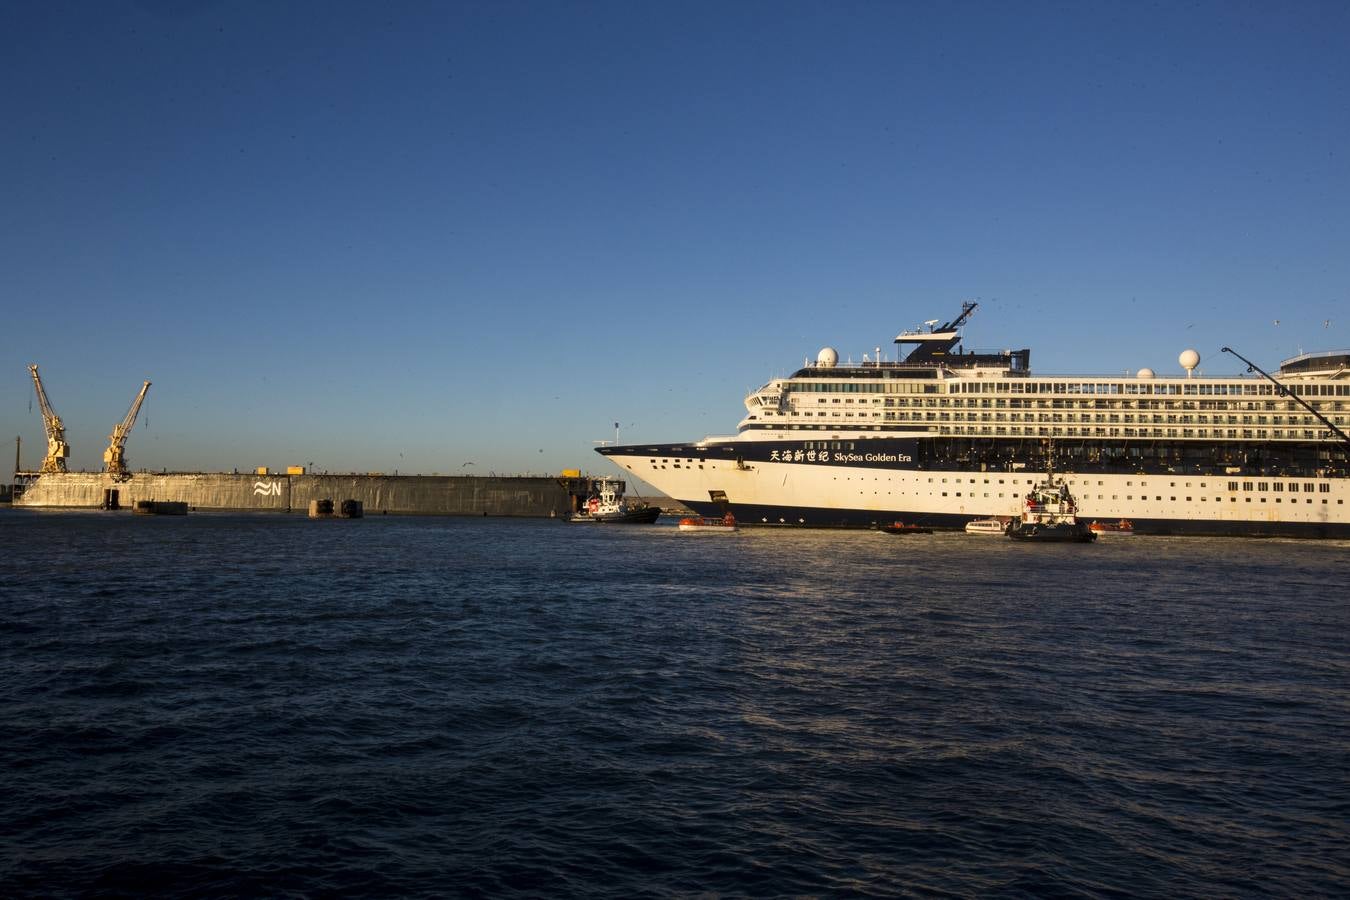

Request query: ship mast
[
  {"left": 104, "top": 380, "right": 152, "bottom": 479},
  {"left": 27, "top": 364, "right": 69, "bottom": 474},
  {"left": 945, "top": 300, "right": 978, "bottom": 332}
]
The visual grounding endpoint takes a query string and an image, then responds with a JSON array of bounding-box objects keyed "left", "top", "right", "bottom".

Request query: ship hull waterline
[
  {"left": 600, "top": 440, "right": 1350, "bottom": 539},
  {"left": 669, "top": 499, "right": 1348, "bottom": 538}
]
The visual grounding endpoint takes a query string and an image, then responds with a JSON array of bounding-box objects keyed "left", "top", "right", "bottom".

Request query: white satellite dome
[
  {"left": 817, "top": 347, "right": 839, "bottom": 368},
  {"left": 1136, "top": 367, "right": 1156, "bottom": 379},
  {"left": 1179, "top": 349, "right": 1200, "bottom": 372}
]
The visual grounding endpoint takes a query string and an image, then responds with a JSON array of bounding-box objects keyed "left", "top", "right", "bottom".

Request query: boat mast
[{"left": 945, "top": 300, "right": 978, "bottom": 332}]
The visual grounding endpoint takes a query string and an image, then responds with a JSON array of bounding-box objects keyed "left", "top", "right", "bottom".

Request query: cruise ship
[{"left": 597, "top": 303, "right": 1350, "bottom": 537}]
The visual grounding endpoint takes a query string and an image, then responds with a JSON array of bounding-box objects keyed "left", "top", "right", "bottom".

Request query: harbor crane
[
  {"left": 27, "top": 364, "right": 70, "bottom": 474},
  {"left": 104, "top": 380, "right": 152, "bottom": 479}
]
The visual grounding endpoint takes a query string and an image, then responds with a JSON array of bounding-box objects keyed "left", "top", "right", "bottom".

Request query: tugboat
[
  {"left": 568, "top": 477, "right": 661, "bottom": 524},
  {"left": 1007, "top": 471, "right": 1096, "bottom": 543}
]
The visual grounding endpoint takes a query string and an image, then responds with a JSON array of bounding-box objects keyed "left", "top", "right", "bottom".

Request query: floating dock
[{"left": 11, "top": 472, "right": 608, "bottom": 517}]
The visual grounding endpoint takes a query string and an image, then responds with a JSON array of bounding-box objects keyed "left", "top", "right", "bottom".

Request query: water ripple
[{"left": 1, "top": 512, "right": 1347, "bottom": 896}]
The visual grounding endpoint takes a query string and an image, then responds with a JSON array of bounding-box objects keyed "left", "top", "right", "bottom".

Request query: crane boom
[
  {"left": 27, "top": 364, "right": 69, "bottom": 474},
  {"left": 1221, "top": 347, "right": 1350, "bottom": 449},
  {"left": 104, "top": 380, "right": 152, "bottom": 478}
]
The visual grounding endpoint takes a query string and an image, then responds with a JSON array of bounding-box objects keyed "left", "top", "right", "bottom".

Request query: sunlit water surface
[{"left": 2, "top": 511, "right": 1347, "bottom": 896}]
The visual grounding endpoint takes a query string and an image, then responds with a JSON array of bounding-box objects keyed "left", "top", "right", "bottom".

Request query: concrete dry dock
[{"left": 12, "top": 472, "right": 603, "bottom": 517}]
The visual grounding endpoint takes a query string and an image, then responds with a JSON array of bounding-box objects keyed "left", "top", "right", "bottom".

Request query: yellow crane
[
  {"left": 104, "top": 380, "right": 152, "bottom": 479},
  {"left": 27, "top": 364, "right": 70, "bottom": 474}
]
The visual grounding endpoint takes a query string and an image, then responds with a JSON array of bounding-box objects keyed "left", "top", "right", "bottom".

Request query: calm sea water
[{"left": 1, "top": 510, "right": 1347, "bottom": 897}]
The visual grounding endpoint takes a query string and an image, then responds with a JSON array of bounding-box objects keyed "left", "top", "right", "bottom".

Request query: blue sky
[{"left": 3, "top": 0, "right": 1347, "bottom": 478}]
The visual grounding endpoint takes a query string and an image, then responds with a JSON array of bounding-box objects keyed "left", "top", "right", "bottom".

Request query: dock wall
[{"left": 13, "top": 472, "right": 583, "bottom": 517}]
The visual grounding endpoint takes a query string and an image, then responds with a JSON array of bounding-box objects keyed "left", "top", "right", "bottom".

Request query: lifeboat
[{"left": 678, "top": 513, "right": 737, "bottom": 532}]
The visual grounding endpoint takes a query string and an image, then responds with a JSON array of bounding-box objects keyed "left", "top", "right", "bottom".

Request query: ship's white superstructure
[{"left": 597, "top": 304, "right": 1350, "bottom": 537}]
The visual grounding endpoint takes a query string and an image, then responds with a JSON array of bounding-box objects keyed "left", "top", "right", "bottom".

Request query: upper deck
[
  {"left": 742, "top": 305, "right": 1350, "bottom": 445},
  {"left": 1279, "top": 350, "right": 1350, "bottom": 379}
]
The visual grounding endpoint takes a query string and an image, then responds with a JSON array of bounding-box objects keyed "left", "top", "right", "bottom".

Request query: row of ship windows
[
  {"left": 783, "top": 381, "right": 1350, "bottom": 397},
  {"left": 743, "top": 423, "right": 1335, "bottom": 439},
  {"left": 775, "top": 397, "right": 1345, "bottom": 411},
  {"left": 646, "top": 462, "right": 1337, "bottom": 496},
  {"left": 947, "top": 382, "right": 1350, "bottom": 397},
  {"left": 759, "top": 410, "right": 1344, "bottom": 425},
  {"left": 911, "top": 476, "right": 1330, "bottom": 493},
  {"left": 858, "top": 411, "right": 1334, "bottom": 422},
  {"left": 1229, "top": 481, "right": 1330, "bottom": 492},
  {"left": 850, "top": 488, "right": 1340, "bottom": 505},
  {"left": 940, "top": 426, "right": 1330, "bottom": 439}
]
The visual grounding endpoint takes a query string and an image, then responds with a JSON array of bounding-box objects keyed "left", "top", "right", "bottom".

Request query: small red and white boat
[
  {"left": 1089, "top": 518, "right": 1135, "bottom": 536},
  {"left": 882, "top": 522, "right": 932, "bottom": 535},
  {"left": 678, "top": 512, "right": 738, "bottom": 532}
]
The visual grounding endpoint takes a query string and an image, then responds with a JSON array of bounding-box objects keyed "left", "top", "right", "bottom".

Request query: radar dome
[
  {"left": 1136, "top": 367, "right": 1155, "bottom": 379},
  {"left": 1179, "top": 349, "right": 1200, "bottom": 371},
  {"left": 817, "top": 347, "right": 838, "bottom": 368}
]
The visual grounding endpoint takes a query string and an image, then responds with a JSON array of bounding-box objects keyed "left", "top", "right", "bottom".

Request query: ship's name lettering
[
  {"left": 770, "top": 449, "right": 829, "bottom": 462},
  {"left": 769, "top": 450, "right": 911, "bottom": 464},
  {"left": 836, "top": 452, "right": 912, "bottom": 464}
]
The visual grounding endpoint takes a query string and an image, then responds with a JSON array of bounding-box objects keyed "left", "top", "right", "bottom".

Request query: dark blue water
[{"left": 2, "top": 510, "right": 1347, "bottom": 897}]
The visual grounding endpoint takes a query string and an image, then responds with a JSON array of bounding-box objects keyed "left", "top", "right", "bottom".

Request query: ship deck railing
[{"left": 1280, "top": 348, "right": 1350, "bottom": 365}]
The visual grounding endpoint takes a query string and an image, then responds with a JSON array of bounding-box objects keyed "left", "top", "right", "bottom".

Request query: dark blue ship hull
[{"left": 677, "top": 498, "right": 1350, "bottom": 538}]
